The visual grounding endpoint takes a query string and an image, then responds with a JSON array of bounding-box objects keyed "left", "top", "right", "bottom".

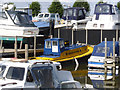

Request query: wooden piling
[
  {"left": 104, "top": 38, "right": 107, "bottom": 80},
  {"left": 105, "top": 38, "right": 107, "bottom": 59},
  {"left": 34, "top": 33, "right": 36, "bottom": 57},
  {"left": 25, "top": 44, "right": 28, "bottom": 60},
  {"left": 58, "top": 28, "right": 60, "bottom": 38},
  {"left": 0, "top": 40, "right": 3, "bottom": 49},
  {"left": 14, "top": 36, "right": 17, "bottom": 58},
  {"left": 86, "top": 29, "right": 88, "bottom": 44},
  {"left": 72, "top": 28, "right": 74, "bottom": 45},
  {"left": 101, "top": 29, "right": 102, "bottom": 43},
  {"left": 113, "top": 38, "right": 115, "bottom": 80},
  {"left": 119, "top": 37, "right": 120, "bottom": 57},
  {"left": 116, "top": 29, "right": 118, "bottom": 41}
]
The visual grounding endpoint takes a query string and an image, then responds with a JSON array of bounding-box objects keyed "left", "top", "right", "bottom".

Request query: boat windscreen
[
  {"left": 38, "top": 14, "right": 44, "bottom": 18},
  {"left": 6, "top": 67, "right": 25, "bottom": 80},
  {"left": 95, "top": 4, "right": 110, "bottom": 14},
  {"left": 18, "top": 13, "right": 33, "bottom": 25},
  {"left": 0, "top": 65, "right": 6, "bottom": 78},
  {"left": 0, "top": 12, "right": 7, "bottom": 19},
  {"left": 8, "top": 11, "right": 35, "bottom": 26},
  {"left": 32, "top": 66, "right": 54, "bottom": 88}
]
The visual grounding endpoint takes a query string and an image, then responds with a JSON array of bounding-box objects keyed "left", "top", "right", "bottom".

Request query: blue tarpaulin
[{"left": 92, "top": 41, "right": 119, "bottom": 57}]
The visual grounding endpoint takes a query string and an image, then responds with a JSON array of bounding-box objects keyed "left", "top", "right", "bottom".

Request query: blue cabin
[
  {"left": 94, "top": 3, "right": 118, "bottom": 20},
  {"left": 92, "top": 41, "right": 119, "bottom": 57},
  {"left": 62, "top": 7, "right": 86, "bottom": 20},
  {"left": 43, "top": 38, "right": 65, "bottom": 56}
]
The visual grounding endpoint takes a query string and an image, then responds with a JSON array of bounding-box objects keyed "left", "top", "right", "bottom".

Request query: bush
[
  {"left": 117, "top": 2, "right": 120, "bottom": 10},
  {"left": 97, "top": 0, "right": 104, "bottom": 4},
  {"left": 29, "top": 2, "right": 41, "bottom": 17},
  {"left": 73, "top": 0, "right": 90, "bottom": 12},
  {"left": 48, "top": 0, "right": 64, "bottom": 18}
]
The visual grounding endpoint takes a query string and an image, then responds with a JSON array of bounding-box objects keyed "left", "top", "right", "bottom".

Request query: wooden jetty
[
  {"left": 0, "top": 34, "right": 44, "bottom": 58},
  {"left": 103, "top": 38, "right": 120, "bottom": 88}
]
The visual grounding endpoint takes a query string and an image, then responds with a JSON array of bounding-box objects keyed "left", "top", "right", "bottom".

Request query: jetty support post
[
  {"left": 34, "top": 33, "right": 36, "bottom": 57},
  {"left": 72, "top": 28, "right": 74, "bottom": 45},
  {"left": 119, "top": 37, "right": 120, "bottom": 58},
  {"left": 25, "top": 44, "right": 28, "bottom": 60},
  {"left": 0, "top": 39, "right": 3, "bottom": 49},
  {"left": 86, "top": 29, "right": 88, "bottom": 45},
  {"left": 116, "top": 29, "right": 118, "bottom": 41},
  {"left": 58, "top": 28, "right": 60, "bottom": 38},
  {"left": 50, "top": 20, "right": 55, "bottom": 39},
  {"left": 104, "top": 38, "right": 107, "bottom": 80},
  {"left": 113, "top": 38, "right": 115, "bottom": 81},
  {"left": 101, "top": 29, "right": 103, "bottom": 43},
  {"left": 14, "top": 36, "right": 17, "bottom": 58}
]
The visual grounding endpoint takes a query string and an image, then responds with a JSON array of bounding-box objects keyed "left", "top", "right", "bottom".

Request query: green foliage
[
  {"left": 117, "top": 2, "right": 120, "bottom": 10},
  {"left": 97, "top": 0, "right": 104, "bottom": 4},
  {"left": 29, "top": 1, "right": 41, "bottom": 17},
  {"left": 7, "top": 2, "right": 16, "bottom": 10},
  {"left": 73, "top": 0, "right": 90, "bottom": 12},
  {"left": 48, "top": 0, "right": 64, "bottom": 18}
]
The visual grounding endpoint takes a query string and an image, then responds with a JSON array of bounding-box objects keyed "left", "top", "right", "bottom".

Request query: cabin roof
[
  {"left": 96, "top": 3, "right": 115, "bottom": 7},
  {"left": 64, "top": 7, "right": 84, "bottom": 10},
  {"left": 7, "top": 10, "right": 28, "bottom": 14}
]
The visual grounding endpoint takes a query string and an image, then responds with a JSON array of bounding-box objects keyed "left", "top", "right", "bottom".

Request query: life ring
[{"left": 11, "top": 58, "right": 28, "bottom": 62}]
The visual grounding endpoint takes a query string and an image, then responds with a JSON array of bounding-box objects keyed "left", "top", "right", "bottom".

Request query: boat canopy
[
  {"left": 62, "top": 7, "right": 86, "bottom": 20},
  {"left": 7, "top": 11, "right": 35, "bottom": 27},
  {"left": 92, "top": 41, "right": 119, "bottom": 57},
  {"left": 94, "top": 3, "right": 118, "bottom": 15}
]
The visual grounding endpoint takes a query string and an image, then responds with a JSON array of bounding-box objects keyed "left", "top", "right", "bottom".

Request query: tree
[
  {"left": 29, "top": 2, "right": 41, "bottom": 17},
  {"left": 117, "top": 1, "right": 120, "bottom": 10},
  {"left": 97, "top": 0, "right": 104, "bottom": 4},
  {"left": 73, "top": 0, "right": 90, "bottom": 12},
  {"left": 48, "top": 0, "right": 64, "bottom": 18}
]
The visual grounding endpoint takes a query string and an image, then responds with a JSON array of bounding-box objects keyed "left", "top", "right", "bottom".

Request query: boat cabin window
[
  {"left": 0, "top": 12, "right": 7, "bottom": 19},
  {"left": 59, "top": 40, "right": 64, "bottom": 48},
  {"left": 26, "top": 70, "right": 33, "bottom": 82},
  {"left": 68, "top": 9, "right": 72, "bottom": 16},
  {"left": 44, "top": 14, "right": 49, "bottom": 17},
  {"left": 0, "top": 65, "right": 6, "bottom": 78},
  {"left": 73, "top": 9, "right": 77, "bottom": 16},
  {"left": 95, "top": 5, "right": 110, "bottom": 14},
  {"left": 61, "top": 83, "right": 77, "bottom": 88},
  {"left": 31, "top": 66, "right": 54, "bottom": 88},
  {"left": 39, "top": 14, "right": 44, "bottom": 18},
  {"left": 18, "top": 13, "right": 33, "bottom": 25},
  {"left": 8, "top": 11, "right": 33, "bottom": 25},
  {"left": 6, "top": 67, "right": 25, "bottom": 80},
  {"left": 52, "top": 41, "right": 58, "bottom": 46},
  {"left": 45, "top": 41, "right": 51, "bottom": 49},
  {"left": 63, "top": 9, "right": 67, "bottom": 17},
  {"left": 78, "top": 9, "right": 83, "bottom": 16},
  {"left": 51, "top": 14, "right": 55, "bottom": 18}
]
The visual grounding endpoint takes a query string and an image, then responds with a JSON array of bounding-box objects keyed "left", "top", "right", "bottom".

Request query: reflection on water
[{"left": 61, "top": 55, "right": 120, "bottom": 89}]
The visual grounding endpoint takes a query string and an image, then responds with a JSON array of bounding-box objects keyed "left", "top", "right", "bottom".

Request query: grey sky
[{"left": 0, "top": 0, "right": 119, "bottom": 3}]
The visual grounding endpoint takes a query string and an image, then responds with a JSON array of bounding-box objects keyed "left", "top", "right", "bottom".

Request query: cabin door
[{"left": 52, "top": 41, "right": 58, "bottom": 52}]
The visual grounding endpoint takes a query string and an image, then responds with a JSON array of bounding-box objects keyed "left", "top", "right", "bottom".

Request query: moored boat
[
  {"left": 0, "top": 4, "right": 45, "bottom": 49},
  {"left": 86, "top": 3, "right": 120, "bottom": 30},
  {"left": 88, "top": 41, "right": 119, "bottom": 81},
  {"left": 0, "top": 58, "right": 82, "bottom": 89},
  {"left": 30, "top": 38, "right": 93, "bottom": 62},
  {"left": 62, "top": 7, "right": 91, "bottom": 29}
]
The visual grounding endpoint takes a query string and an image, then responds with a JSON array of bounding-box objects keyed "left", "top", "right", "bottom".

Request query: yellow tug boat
[{"left": 32, "top": 38, "right": 93, "bottom": 62}]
